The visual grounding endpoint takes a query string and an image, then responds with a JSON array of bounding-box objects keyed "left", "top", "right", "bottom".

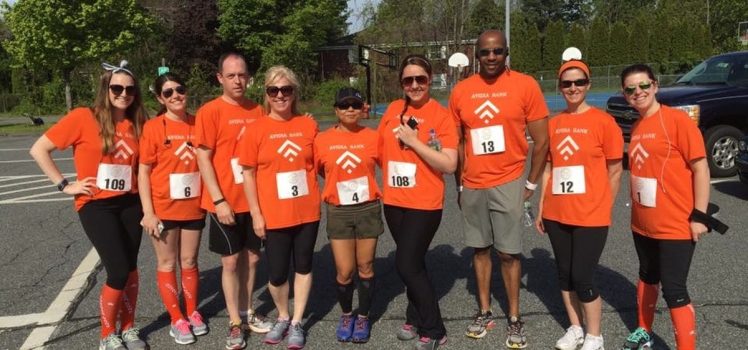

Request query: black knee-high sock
[
  {"left": 357, "top": 277, "right": 374, "bottom": 316},
  {"left": 336, "top": 281, "right": 355, "bottom": 314}
]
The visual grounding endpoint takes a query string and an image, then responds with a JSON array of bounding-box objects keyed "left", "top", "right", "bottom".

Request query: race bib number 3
[
  {"left": 96, "top": 163, "right": 132, "bottom": 192},
  {"left": 230, "top": 157, "right": 244, "bottom": 184},
  {"left": 387, "top": 161, "right": 416, "bottom": 188},
  {"left": 631, "top": 174, "right": 657, "bottom": 207},
  {"left": 336, "top": 176, "right": 370, "bottom": 205},
  {"left": 470, "top": 125, "right": 506, "bottom": 155},
  {"left": 551, "top": 166, "right": 586, "bottom": 194},
  {"left": 170, "top": 172, "right": 201, "bottom": 199},
  {"left": 276, "top": 169, "right": 309, "bottom": 199}
]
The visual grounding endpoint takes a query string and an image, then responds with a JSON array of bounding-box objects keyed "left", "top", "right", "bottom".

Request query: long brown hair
[{"left": 92, "top": 70, "right": 148, "bottom": 154}]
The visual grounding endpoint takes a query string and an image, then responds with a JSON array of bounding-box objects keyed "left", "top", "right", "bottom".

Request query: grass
[{"left": 0, "top": 123, "right": 51, "bottom": 136}]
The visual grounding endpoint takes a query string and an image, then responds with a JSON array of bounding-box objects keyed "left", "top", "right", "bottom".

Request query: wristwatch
[{"left": 57, "top": 178, "right": 69, "bottom": 192}]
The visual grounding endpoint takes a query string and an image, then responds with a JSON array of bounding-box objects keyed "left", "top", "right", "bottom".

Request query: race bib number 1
[
  {"left": 230, "top": 157, "right": 244, "bottom": 184},
  {"left": 276, "top": 169, "right": 309, "bottom": 199},
  {"left": 387, "top": 161, "right": 416, "bottom": 188},
  {"left": 170, "top": 172, "right": 201, "bottom": 199},
  {"left": 552, "top": 166, "right": 586, "bottom": 194},
  {"left": 336, "top": 176, "right": 370, "bottom": 205},
  {"left": 631, "top": 174, "right": 657, "bottom": 207},
  {"left": 470, "top": 125, "right": 506, "bottom": 155},
  {"left": 96, "top": 163, "right": 132, "bottom": 192}
]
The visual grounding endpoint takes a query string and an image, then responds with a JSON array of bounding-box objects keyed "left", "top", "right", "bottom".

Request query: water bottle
[
  {"left": 522, "top": 201, "right": 535, "bottom": 227},
  {"left": 427, "top": 128, "right": 442, "bottom": 151}
]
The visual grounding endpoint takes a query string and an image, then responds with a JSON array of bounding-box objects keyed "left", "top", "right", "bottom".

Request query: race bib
[
  {"left": 230, "top": 157, "right": 243, "bottom": 184},
  {"left": 387, "top": 161, "right": 416, "bottom": 188},
  {"left": 551, "top": 166, "right": 586, "bottom": 194},
  {"left": 470, "top": 125, "right": 505, "bottom": 155},
  {"left": 96, "top": 163, "right": 132, "bottom": 192},
  {"left": 276, "top": 169, "right": 309, "bottom": 199},
  {"left": 336, "top": 176, "right": 370, "bottom": 205},
  {"left": 631, "top": 174, "right": 657, "bottom": 207},
  {"left": 169, "top": 172, "right": 201, "bottom": 199}
]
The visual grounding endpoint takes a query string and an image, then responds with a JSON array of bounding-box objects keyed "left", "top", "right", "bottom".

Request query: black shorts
[
  {"left": 162, "top": 218, "right": 206, "bottom": 231},
  {"left": 208, "top": 212, "right": 262, "bottom": 255}
]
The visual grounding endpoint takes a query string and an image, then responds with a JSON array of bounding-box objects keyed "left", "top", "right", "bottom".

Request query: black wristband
[
  {"left": 213, "top": 198, "right": 226, "bottom": 206},
  {"left": 57, "top": 178, "right": 69, "bottom": 192}
]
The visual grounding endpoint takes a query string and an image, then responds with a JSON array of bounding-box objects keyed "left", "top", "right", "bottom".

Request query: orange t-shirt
[
  {"left": 238, "top": 115, "right": 320, "bottom": 229},
  {"left": 541, "top": 108, "right": 623, "bottom": 227},
  {"left": 449, "top": 71, "right": 549, "bottom": 189},
  {"left": 194, "top": 97, "right": 263, "bottom": 213},
  {"left": 377, "top": 98, "right": 459, "bottom": 210},
  {"left": 314, "top": 126, "right": 381, "bottom": 206},
  {"left": 629, "top": 105, "right": 706, "bottom": 240},
  {"left": 139, "top": 114, "right": 205, "bottom": 221},
  {"left": 45, "top": 107, "right": 139, "bottom": 211}
]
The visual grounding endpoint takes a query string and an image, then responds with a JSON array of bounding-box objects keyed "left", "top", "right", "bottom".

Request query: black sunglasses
[
  {"left": 336, "top": 101, "right": 363, "bottom": 110},
  {"left": 109, "top": 85, "right": 136, "bottom": 96},
  {"left": 623, "top": 81, "right": 654, "bottom": 96},
  {"left": 162, "top": 85, "right": 187, "bottom": 98},
  {"left": 478, "top": 47, "right": 507, "bottom": 57},
  {"left": 401, "top": 75, "right": 429, "bottom": 86},
  {"left": 266, "top": 85, "right": 294, "bottom": 97},
  {"left": 559, "top": 79, "right": 590, "bottom": 88}
]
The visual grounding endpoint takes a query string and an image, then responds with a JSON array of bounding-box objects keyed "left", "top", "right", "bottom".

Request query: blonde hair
[
  {"left": 92, "top": 70, "right": 148, "bottom": 154},
  {"left": 263, "top": 65, "right": 300, "bottom": 115}
]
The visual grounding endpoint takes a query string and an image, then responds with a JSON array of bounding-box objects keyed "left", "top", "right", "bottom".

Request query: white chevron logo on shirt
[
  {"left": 174, "top": 141, "right": 195, "bottom": 165},
  {"left": 277, "top": 140, "right": 302, "bottom": 162},
  {"left": 556, "top": 135, "right": 580, "bottom": 161},
  {"left": 630, "top": 142, "right": 649, "bottom": 170},
  {"left": 114, "top": 140, "right": 134, "bottom": 160},
  {"left": 336, "top": 151, "right": 362, "bottom": 174},
  {"left": 474, "top": 100, "right": 499, "bottom": 124}
]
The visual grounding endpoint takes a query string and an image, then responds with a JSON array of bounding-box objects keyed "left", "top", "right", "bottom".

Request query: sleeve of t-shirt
[
  {"left": 674, "top": 110, "right": 706, "bottom": 161},
  {"left": 437, "top": 106, "right": 459, "bottom": 149},
  {"left": 602, "top": 116, "right": 624, "bottom": 160},
  {"left": 138, "top": 120, "right": 159, "bottom": 165},
  {"left": 523, "top": 77, "right": 550, "bottom": 122},
  {"left": 546, "top": 118, "right": 555, "bottom": 162},
  {"left": 45, "top": 108, "right": 86, "bottom": 150},
  {"left": 448, "top": 85, "right": 462, "bottom": 126},
  {"left": 238, "top": 124, "right": 260, "bottom": 168},
  {"left": 195, "top": 105, "right": 217, "bottom": 149},
  {"left": 313, "top": 134, "right": 323, "bottom": 173}
]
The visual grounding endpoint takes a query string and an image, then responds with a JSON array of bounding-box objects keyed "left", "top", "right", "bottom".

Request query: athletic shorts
[
  {"left": 326, "top": 200, "right": 384, "bottom": 240},
  {"left": 460, "top": 176, "right": 524, "bottom": 254},
  {"left": 162, "top": 218, "right": 206, "bottom": 231},
  {"left": 208, "top": 212, "right": 262, "bottom": 255}
]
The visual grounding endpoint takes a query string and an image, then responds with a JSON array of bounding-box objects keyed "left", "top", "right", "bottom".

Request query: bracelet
[
  {"left": 56, "top": 178, "right": 69, "bottom": 192},
  {"left": 525, "top": 180, "right": 538, "bottom": 191},
  {"left": 213, "top": 198, "right": 226, "bottom": 206},
  {"left": 457, "top": 185, "right": 463, "bottom": 192}
]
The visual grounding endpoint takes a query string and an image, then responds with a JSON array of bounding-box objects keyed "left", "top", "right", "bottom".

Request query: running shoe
[
  {"left": 580, "top": 334, "right": 604, "bottom": 350},
  {"left": 263, "top": 319, "right": 290, "bottom": 344},
  {"left": 287, "top": 323, "right": 306, "bottom": 349},
  {"left": 621, "top": 327, "right": 653, "bottom": 350},
  {"left": 465, "top": 310, "right": 496, "bottom": 339},
  {"left": 189, "top": 310, "right": 209, "bottom": 336},
  {"left": 120, "top": 327, "right": 148, "bottom": 350},
  {"left": 225, "top": 322, "right": 246, "bottom": 350},
  {"left": 98, "top": 333, "right": 126, "bottom": 350},
  {"left": 555, "top": 325, "right": 584, "bottom": 350},
  {"left": 351, "top": 315, "right": 371, "bottom": 343},
  {"left": 505, "top": 317, "right": 528, "bottom": 349},
  {"left": 169, "top": 319, "right": 196, "bottom": 345},
  {"left": 335, "top": 314, "right": 355, "bottom": 342},
  {"left": 246, "top": 311, "right": 273, "bottom": 334},
  {"left": 414, "top": 335, "right": 447, "bottom": 350},
  {"left": 397, "top": 324, "right": 418, "bottom": 341}
]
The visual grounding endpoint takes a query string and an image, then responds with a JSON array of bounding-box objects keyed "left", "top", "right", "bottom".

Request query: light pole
[{"left": 505, "top": 0, "right": 511, "bottom": 66}]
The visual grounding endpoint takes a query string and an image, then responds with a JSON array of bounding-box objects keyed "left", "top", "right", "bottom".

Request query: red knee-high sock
[
  {"left": 670, "top": 304, "right": 696, "bottom": 350},
  {"left": 157, "top": 270, "right": 184, "bottom": 323},
  {"left": 637, "top": 280, "right": 659, "bottom": 331},
  {"left": 119, "top": 270, "right": 139, "bottom": 330},
  {"left": 100, "top": 285, "right": 123, "bottom": 339},
  {"left": 181, "top": 266, "right": 200, "bottom": 315}
]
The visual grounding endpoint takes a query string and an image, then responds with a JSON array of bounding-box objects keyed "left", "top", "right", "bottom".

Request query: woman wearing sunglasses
[
  {"left": 313, "top": 87, "right": 381, "bottom": 343},
  {"left": 138, "top": 72, "right": 208, "bottom": 345},
  {"left": 30, "top": 61, "right": 149, "bottom": 350},
  {"left": 377, "top": 54, "right": 458, "bottom": 350},
  {"left": 534, "top": 58, "right": 623, "bottom": 350},
  {"left": 618, "top": 64, "right": 709, "bottom": 350},
  {"left": 239, "top": 65, "right": 320, "bottom": 349}
]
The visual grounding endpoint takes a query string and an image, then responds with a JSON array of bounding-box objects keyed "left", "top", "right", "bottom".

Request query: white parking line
[
  {"left": 0, "top": 198, "right": 71, "bottom": 204},
  {"left": 0, "top": 184, "right": 55, "bottom": 196},
  {"left": 0, "top": 148, "right": 31, "bottom": 151},
  {"left": 0, "top": 158, "right": 72, "bottom": 164},
  {"left": 0, "top": 178, "right": 53, "bottom": 189}
]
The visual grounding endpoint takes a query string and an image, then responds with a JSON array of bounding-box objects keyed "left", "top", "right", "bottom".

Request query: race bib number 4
[
  {"left": 276, "top": 169, "right": 309, "bottom": 199},
  {"left": 230, "top": 157, "right": 244, "bottom": 184},
  {"left": 387, "top": 161, "right": 416, "bottom": 188},
  {"left": 631, "top": 174, "right": 657, "bottom": 207},
  {"left": 336, "top": 176, "right": 370, "bottom": 205},
  {"left": 470, "top": 125, "right": 506, "bottom": 155},
  {"left": 170, "top": 172, "right": 201, "bottom": 199},
  {"left": 551, "top": 166, "right": 586, "bottom": 194},
  {"left": 96, "top": 163, "right": 132, "bottom": 191}
]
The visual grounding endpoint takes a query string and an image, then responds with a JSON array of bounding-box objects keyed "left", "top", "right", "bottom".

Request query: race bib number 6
[
  {"left": 170, "top": 172, "right": 201, "bottom": 199},
  {"left": 96, "top": 163, "right": 132, "bottom": 192},
  {"left": 387, "top": 161, "right": 416, "bottom": 188}
]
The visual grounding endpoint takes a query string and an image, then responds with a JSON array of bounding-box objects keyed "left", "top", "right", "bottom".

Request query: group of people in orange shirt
[{"left": 29, "top": 29, "right": 713, "bottom": 350}]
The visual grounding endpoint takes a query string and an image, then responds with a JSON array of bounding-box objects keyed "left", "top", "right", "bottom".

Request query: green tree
[
  {"left": 608, "top": 22, "right": 628, "bottom": 65},
  {"left": 587, "top": 16, "right": 610, "bottom": 66},
  {"left": 510, "top": 12, "right": 541, "bottom": 73},
  {"left": 466, "top": 0, "right": 503, "bottom": 38},
  {"left": 520, "top": 0, "right": 563, "bottom": 33},
  {"left": 709, "top": 0, "right": 748, "bottom": 52},
  {"left": 2, "top": 0, "right": 156, "bottom": 110},
  {"left": 542, "top": 20, "right": 564, "bottom": 70},
  {"left": 628, "top": 13, "right": 652, "bottom": 64},
  {"left": 565, "top": 23, "right": 587, "bottom": 55}
]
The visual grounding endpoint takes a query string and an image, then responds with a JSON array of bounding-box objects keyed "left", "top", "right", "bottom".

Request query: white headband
[{"left": 101, "top": 60, "right": 133, "bottom": 76}]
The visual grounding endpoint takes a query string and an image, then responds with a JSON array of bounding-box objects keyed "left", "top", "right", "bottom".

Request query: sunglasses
[
  {"left": 336, "top": 101, "right": 363, "bottom": 110},
  {"left": 266, "top": 85, "right": 294, "bottom": 97},
  {"left": 478, "top": 47, "right": 507, "bottom": 57},
  {"left": 559, "top": 79, "right": 590, "bottom": 88},
  {"left": 109, "top": 85, "right": 136, "bottom": 96},
  {"left": 623, "top": 81, "right": 654, "bottom": 96},
  {"left": 162, "top": 85, "right": 186, "bottom": 98},
  {"left": 401, "top": 75, "right": 429, "bottom": 86}
]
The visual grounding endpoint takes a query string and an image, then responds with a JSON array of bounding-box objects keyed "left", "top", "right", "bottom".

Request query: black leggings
[
  {"left": 633, "top": 232, "right": 695, "bottom": 308},
  {"left": 78, "top": 194, "right": 143, "bottom": 290},
  {"left": 544, "top": 220, "right": 608, "bottom": 303},
  {"left": 265, "top": 221, "right": 320, "bottom": 287},
  {"left": 383, "top": 204, "right": 446, "bottom": 339}
]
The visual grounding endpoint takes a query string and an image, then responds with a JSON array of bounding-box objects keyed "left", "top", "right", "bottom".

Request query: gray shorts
[
  {"left": 460, "top": 177, "right": 524, "bottom": 254},
  {"left": 326, "top": 200, "right": 384, "bottom": 240}
]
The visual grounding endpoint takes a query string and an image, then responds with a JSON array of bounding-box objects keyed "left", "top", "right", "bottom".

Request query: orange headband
[{"left": 558, "top": 60, "right": 590, "bottom": 79}]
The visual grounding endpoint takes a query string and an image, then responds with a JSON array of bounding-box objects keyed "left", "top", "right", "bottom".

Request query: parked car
[
  {"left": 738, "top": 136, "right": 748, "bottom": 185},
  {"left": 607, "top": 51, "right": 748, "bottom": 177}
]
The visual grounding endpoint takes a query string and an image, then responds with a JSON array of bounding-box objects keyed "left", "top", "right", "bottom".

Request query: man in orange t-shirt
[
  {"left": 194, "top": 52, "right": 271, "bottom": 349},
  {"left": 449, "top": 30, "right": 549, "bottom": 347}
]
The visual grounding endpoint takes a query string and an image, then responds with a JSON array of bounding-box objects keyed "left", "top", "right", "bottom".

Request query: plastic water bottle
[
  {"left": 522, "top": 201, "right": 535, "bottom": 227},
  {"left": 427, "top": 128, "right": 442, "bottom": 151}
]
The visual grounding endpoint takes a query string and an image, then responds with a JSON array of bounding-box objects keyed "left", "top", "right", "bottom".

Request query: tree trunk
[{"left": 63, "top": 70, "right": 72, "bottom": 111}]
